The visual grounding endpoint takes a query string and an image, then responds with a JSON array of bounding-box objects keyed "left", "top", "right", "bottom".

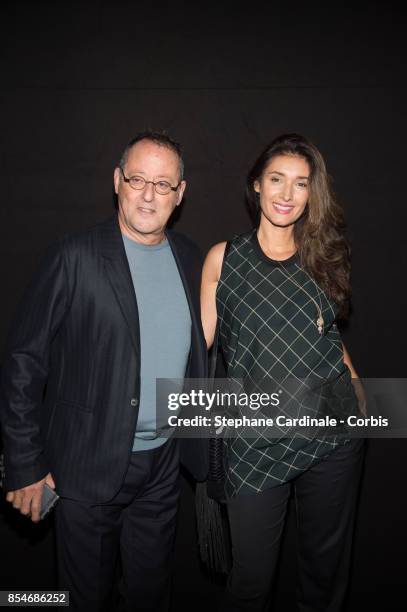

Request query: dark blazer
[{"left": 1, "top": 216, "right": 208, "bottom": 502}]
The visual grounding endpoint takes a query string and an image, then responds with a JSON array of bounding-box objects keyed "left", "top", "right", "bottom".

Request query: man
[{"left": 1, "top": 131, "right": 208, "bottom": 611}]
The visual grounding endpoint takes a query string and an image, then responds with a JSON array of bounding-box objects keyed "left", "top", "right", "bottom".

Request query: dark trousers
[
  {"left": 55, "top": 439, "right": 180, "bottom": 612},
  {"left": 222, "top": 439, "right": 364, "bottom": 612}
]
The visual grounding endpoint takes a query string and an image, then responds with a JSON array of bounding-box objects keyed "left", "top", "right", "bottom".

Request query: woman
[{"left": 200, "top": 134, "right": 364, "bottom": 612}]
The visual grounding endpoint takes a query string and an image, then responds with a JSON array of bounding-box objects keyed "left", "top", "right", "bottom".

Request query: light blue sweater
[{"left": 122, "top": 235, "right": 191, "bottom": 451}]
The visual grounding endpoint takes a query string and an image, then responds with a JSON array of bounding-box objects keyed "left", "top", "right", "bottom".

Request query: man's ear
[
  {"left": 114, "top": 167, "right": 120, "bottom": 194},
  {"left": 176, "top": 180, "right": 187, "bottom": 206}
]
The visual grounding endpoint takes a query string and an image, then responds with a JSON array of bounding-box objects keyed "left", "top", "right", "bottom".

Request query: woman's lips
[{"left": 272, "top": 202, "right": 294, "bottom": 215}]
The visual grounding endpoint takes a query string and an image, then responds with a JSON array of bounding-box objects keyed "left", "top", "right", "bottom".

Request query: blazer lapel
[
  {"left": 166, "top": 230, "right": 207, "bottom": 378},
  {"left": 100, "top": 216, "right": 141, "bottom": 359},
  {"left": 166, "top": 231, "right": 199, "bottom": 333}
]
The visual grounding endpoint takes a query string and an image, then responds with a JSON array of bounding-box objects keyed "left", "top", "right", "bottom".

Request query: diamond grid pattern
[{"left": 216, "top": 231, "right": 355, "bottom": 496}]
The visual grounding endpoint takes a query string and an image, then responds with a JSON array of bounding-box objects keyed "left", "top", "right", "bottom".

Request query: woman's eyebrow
[{"left": 267, "top": 170, "right": 309, "bottom": 179}]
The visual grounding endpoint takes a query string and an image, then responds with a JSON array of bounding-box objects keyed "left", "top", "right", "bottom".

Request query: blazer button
[{"left": 130, "top": 398, "right": 138, "bottom": 407}]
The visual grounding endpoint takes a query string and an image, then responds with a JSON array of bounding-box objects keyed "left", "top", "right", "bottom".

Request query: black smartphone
[{"left": 40, "top": 482, "right": 59, "bottom": 519}]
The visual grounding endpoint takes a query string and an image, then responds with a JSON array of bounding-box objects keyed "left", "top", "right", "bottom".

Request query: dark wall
[{"left": 1, "top": 1, "right": 406, "bottom": 609}]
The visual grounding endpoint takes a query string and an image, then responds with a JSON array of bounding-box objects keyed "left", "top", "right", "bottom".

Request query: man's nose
[{"left": 142, "top": 181, "right": 155, "bottom": 202}]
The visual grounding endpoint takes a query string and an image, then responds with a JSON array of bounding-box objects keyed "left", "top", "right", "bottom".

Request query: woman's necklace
[
  {"left": 278, "top": 262, "right": 325, "bottom": 335},
  {"left": 256, "top": 232, "right": 325, "bottom": 335}
]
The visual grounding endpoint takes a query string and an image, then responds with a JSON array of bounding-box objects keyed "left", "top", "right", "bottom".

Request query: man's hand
[{"left": 6, "top": 473, "right": 55, "bottom": 523}]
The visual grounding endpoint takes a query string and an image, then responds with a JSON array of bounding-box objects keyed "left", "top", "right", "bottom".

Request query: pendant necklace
[{"left": 279, "top": 263, "right": 325, "bottom": 335}]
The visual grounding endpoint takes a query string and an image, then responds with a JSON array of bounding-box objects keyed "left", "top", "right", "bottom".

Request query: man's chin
[{"left": 122, "top": 222, "right": 166, "bottom": 244}]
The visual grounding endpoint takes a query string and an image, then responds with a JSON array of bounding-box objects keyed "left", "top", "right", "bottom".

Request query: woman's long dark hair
[{"left": 247, "top": 134, "right": 351, "bottom": 317}]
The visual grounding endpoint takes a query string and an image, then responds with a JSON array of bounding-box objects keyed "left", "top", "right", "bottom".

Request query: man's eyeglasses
[{"left": 120, "top": 168, "right": 181, "bottom": 195}]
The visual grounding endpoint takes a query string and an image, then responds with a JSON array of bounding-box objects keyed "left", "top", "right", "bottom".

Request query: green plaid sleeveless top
[{"left": 216, "top": 230, "right": 357, "bottom": 497}]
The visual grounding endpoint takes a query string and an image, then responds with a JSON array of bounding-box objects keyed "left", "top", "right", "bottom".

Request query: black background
[{"left": 1, "top": 1, "right": 406, "bottom": 610}]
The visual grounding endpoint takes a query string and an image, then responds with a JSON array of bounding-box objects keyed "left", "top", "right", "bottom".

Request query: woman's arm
[
  {"left": 200, "top": 242, "right": 227, "bottom": 348},
  {"left": 342, "top": 343, "right": 358, "bottom": 378},
  {"left": 343, "top": 343, "right": 366, "bottom": 415}
]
